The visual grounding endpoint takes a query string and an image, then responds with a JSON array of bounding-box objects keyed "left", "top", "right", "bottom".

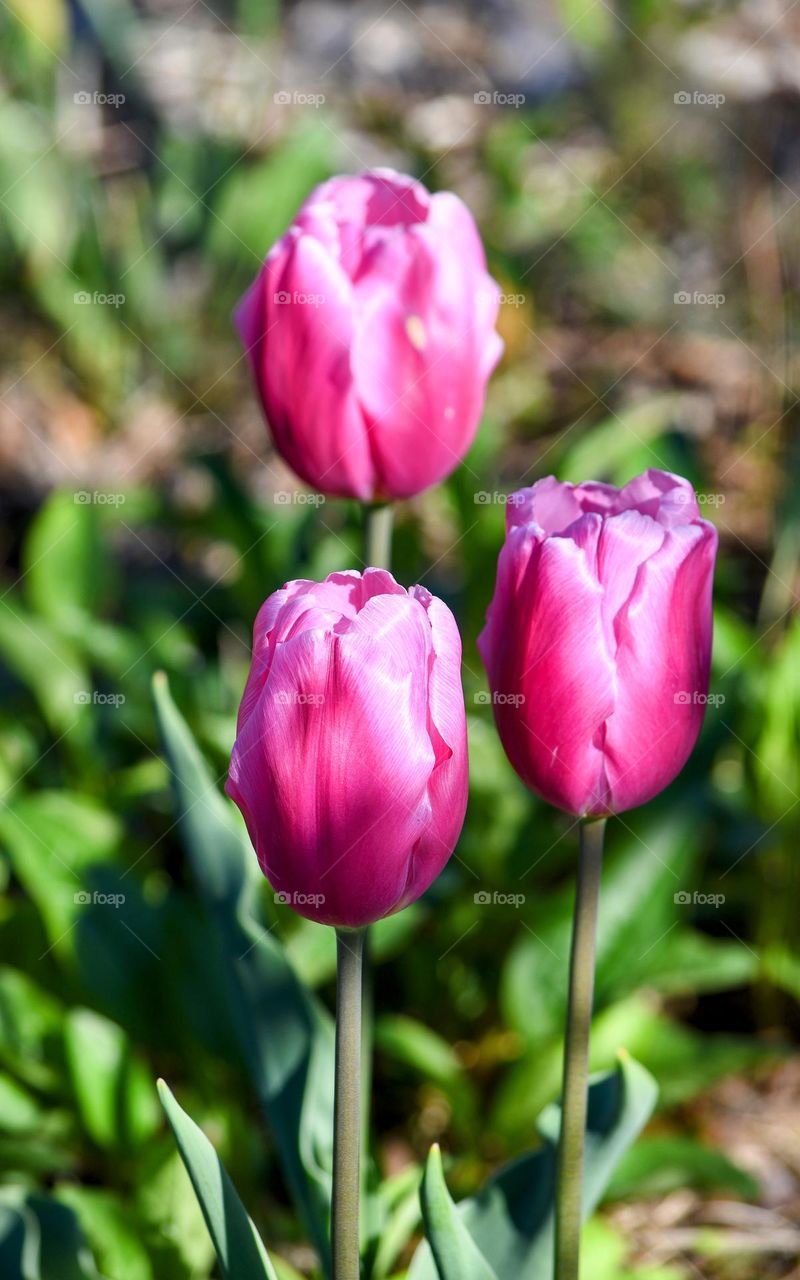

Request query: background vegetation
[{"left": 1, "top": 0, "right": 799, "bottom": 1276}]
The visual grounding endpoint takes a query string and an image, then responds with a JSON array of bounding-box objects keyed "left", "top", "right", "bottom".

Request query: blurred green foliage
[{"left": 1, "top": 0, "right": 799, "bottom": 1276}]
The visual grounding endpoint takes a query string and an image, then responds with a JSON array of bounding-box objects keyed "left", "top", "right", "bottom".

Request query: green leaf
[
  {"left": 0, "top": 595, "right": 90, "bottom": 742},
  {"left": 375, "top": 1016, "right": 465, "bottom": 1088},
  {"left": 54, "top": 1189, "right": 153, "bottom": 1280},
  {"left": 556, "top": 0, "right": 615, "bottom": 50},
  {"left": 0, "top": 1072, "right": 42, "bottom": 1134},
  {"left": 0, "top": 1203, "right": 31, "bottom": 1280},
  {"left": 752, "top": 615, "right": 800, "bottom": 815},
  {"left": 152, "top": 673, "right": 334, "bottom": 1270},
  {"left": 638, "top": 929, "right": 757, "bottom": 997},
  {"left": 578, "top": 1219, "right": 685, "bottom": 1279},
  {"left": 24, "top": 1195, "right": 104, "bottom": 1280},
  {"left": 370, "top": 1165, "right": 423, "bottom": 1280},
  {"left": 63, "top": 1009, "right": 159, "bottom": 1150},
  {"left": 23, "top": 491, "right": 107, "bottom": 630},
  {"left": 0, "top": 1191, "right": 104, "bottom": 1280},
  {"left": 0, "top": 102, "right": 78, "bottom": 267},
  {"left": 135, "top": 1147, "right": 215, "bottom": 1277},
  {"left": 419, "top": 1145, "right": 498, "bottom": 1280},
  {"left": 606, "top": 1136, "right": 758, "bottom": 1201},
  {"left": 157, "top": 1079, "right": 278, "bottom": 1280},
  {"left": 493, "top": 994, "right": 771, "bottom": 1137},
  {"left": 501, "top": 808, "right": 700, "bottom": 1045},
  {"left": 536, "top": 1055, "right": 658, "bottom": 1218},
  {"left": 0, "top": 969, "right": 64, "bottom": 1092},
  {"left": 209, "top": 125, "right": 333, "bottom": 263},
  {"left": 411, "top": 1055, "right": 657, "bottom": 1280},
  {"left": 285, "top": 907, "right": 423, "bottom": 987},
  {"left": 4, "top": 0, "right": 66, "bottom": 55},
  {"left": 0, "top": 793, "right": 122, "bottom": 960},
  {"left": 556, "top": 396, "right": 679, "bottom": 486},
  {"left": 763, "top": 944, "right": 800, "bottom": 1002}
]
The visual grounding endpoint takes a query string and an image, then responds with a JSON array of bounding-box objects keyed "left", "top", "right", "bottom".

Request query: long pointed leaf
[
  {"left": 152, "top": 675, "right": 334, "bottom": 1270},
  {"left": 410, "top": 1054, "right": 657, "bottom": 1279},
  {"left": 419, "top": 1146, "right": 497, "bottom": 1280},
  {"left": 158, "top": 1080, "right": 277, "bottom": 1280}
]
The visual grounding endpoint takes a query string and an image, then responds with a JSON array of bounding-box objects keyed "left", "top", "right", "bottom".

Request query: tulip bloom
[
  {"left": 226, "top": 569, "right": 468, "bottom": 927},
  {"left": 478, "top": 470, "right": 718, "bottom": 817},
  {"left": 235, "top": 168, "right": 503, "bottom": 501}
]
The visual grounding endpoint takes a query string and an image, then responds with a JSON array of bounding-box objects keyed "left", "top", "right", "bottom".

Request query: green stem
[
  {"left": 359, "top": 924, "right": 372, "bottom": 1200},
  {"left": 332, "top": 928, "right": 365, "bottom": 1280},
  {"left": 359, "top": 501, "right": 393, "bottom": 1198},
  {"left": 364, "top": 503, "right": 394, "bottom": 571},
  {"left": 554, "top": 816, "right": 606, "bottom": 1280}
]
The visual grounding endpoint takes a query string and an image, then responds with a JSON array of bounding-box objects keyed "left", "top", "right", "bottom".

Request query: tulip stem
[
  {"left": 333, "top": 927, "right": 365, "bottom": 1280},
  {"left": 360, "top": 501, "right": 394, "bottom": 1209},
  {"left": 555, "top": 816, "right": 606, "bottom": 1280},
  {"left": 364, "top": 503, "right": 394, "bottom": 571}
]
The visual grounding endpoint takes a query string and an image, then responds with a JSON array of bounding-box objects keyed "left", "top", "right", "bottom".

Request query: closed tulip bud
[
  {"left": 478, "top": 470, "right": 718, "bottom": 817},
  {"left": 236, "top": 168, "right": 503, "bottom": 501},
  {"left": 226, "top": 569, "right": 468, "bottom": 927}
]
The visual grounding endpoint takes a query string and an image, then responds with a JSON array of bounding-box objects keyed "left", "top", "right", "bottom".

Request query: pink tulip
[
  {"left": 235, "top": 168, "right": 503, "bottom": 501},
  {"left": 226, "top": 569, "right": 468, "bottom": 927},
  {"left": 478, "top": 470, "right": 718, "bottom": 817}
]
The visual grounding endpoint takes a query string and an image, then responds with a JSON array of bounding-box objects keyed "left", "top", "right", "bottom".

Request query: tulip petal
[
  {"left": 428, "top": 192, "right": 504, "bottom": 378},
  {"left": 402, "top": 589, "right": 468, "bottom": 908},
  {"left": 297, "top": 171, "right": 430, "bottom": 279},
  {"left": 616, "top": 468, "right": 701, "bottom": 524},
  {"left": 481, "top": 526, "right": 616, "bottom": 816},
  {"left": 508, "top": 477, "right": 583, "bottom": 535},
  {"left": 480, "top": 470, "right": 718, "bottom": 817},
  {"left": 236, "top": 169, "right": 501, "bottom": 501},
  {"left": 229, "top": 597, "right": 441, "bottom": 927},
  {"left": 596, "top": 510, "right": 667, "bottom": 655},
  {"left": 252, "top": 234, "right": 376, "bottom": 499},
  {"left": 351, "top": 224, "right": 498, "bottom": 498},
  {"left": 602, "top": 520, "right": 718, "bottom": 811}
]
